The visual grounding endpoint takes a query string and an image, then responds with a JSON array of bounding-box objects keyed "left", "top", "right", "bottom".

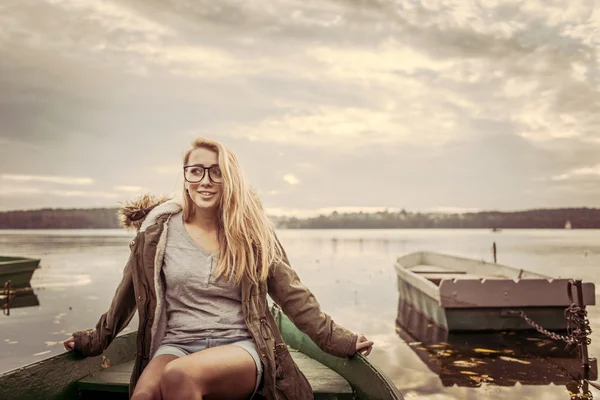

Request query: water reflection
[
  {"left": 1, "top": 285, "right": 40, "bottom": 316},
  {"left": 395, "top": 297, "right": 598, "bottom": 398}
]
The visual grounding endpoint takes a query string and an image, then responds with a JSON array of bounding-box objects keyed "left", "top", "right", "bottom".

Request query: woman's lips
[{"left": 197, "top": 191, "right": 216, "bottom": 198}]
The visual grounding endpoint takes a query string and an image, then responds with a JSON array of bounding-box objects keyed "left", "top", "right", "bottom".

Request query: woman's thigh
[
  {"left": 162, "top": 345, "right": 257, "bottom": 400},
  {"left": 132, "top": 354, "right": 178, "bottom": 399}
]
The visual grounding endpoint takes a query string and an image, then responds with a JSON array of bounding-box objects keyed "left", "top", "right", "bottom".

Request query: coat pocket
[
  {"left": 274, "top": 344, "right": 313, "bottom": 400},
  {"left": 274, "top": 345, "right": 292, "bottom": 400}
]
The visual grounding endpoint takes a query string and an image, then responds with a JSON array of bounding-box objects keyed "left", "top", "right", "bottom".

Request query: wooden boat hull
[
  {"left": 397, "top": 276, "right": 574, "bottom": 331},
  {"left": 0, "top": 256, "right": 41, "bottom": 288},
  {"left": 0, "top": 306, "right": 404, "bottom": 400},
  {"left": 272, "top": 306, "right": 404, "bottom": 400},
  {"left": 395, "top": 251, "right": 596, "bottom": 332}
]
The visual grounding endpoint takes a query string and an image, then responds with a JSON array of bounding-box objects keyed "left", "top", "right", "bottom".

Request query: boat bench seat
[
  {"left": 421, "top": 273, "right": 510, "bottom": 286},
  {"left": 78, "top": 350, "right": 353, "bottom": 399}
]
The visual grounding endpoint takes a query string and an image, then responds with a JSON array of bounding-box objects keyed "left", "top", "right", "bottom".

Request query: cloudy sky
[{"left": 1, "top": 0, "right": 599, "bottom": 215}]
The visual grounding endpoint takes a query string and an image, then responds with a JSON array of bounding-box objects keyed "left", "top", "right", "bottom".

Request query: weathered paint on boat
[
  {"left": 395, "top": 251, "right": 596, "bottom": 331},
  {"left": 0, "top": 332, "right": 136, "bottom": 400},
  {"left": 0, "top": 307, "right": 404, "bottom": 399},
  {"left": 0, "top": 256, "right": 41, "bottom": 287}
]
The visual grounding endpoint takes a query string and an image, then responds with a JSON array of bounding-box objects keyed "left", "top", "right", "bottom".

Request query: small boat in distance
[
  {"left": 0, "top": 306, "right": 404, "bottom": 400},
  {"left": 565, "top": 220, "right": 573, "bottom": 229},
  {"left": 395, "top": 251, "right": 595, "bottom": 331},
  {"left": 0, "top": 256, "right": 40, "bottom": 288}
]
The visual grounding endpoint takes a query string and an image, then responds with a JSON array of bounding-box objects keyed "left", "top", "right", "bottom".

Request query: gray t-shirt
[{"left": 161, "top": 212, "right": 250, "bottom": 344}]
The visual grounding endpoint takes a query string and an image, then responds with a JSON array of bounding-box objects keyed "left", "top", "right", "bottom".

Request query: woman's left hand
[{"left": 356, "top": 334, "right": 374, "bottom": 356}]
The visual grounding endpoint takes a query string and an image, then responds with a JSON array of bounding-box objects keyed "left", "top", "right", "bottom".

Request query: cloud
[
  {"left": 1, "top": 174, "right": 94, "bottom": 185},
  {"left": 1, "top": 0, "right": 600, "bottom": 211},
  {"left": 552, "top": 164, "right": 600, "bottom": 181},
  {"left": 49, "top": 190, "right": 119, "bottom": 199},
  {"left": 114, "top": 185, "right": 146, "bottom": 192},
  {"left": 0, "top": 185, "right": 43, "bottom": 196},
  {"left": 0, "top": 185, "right": 118, "bottom": 200},
  {"left": 283, "top": 174, "right": 300, "bottom": 185}
]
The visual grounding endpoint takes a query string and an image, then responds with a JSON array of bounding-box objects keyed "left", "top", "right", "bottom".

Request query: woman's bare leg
[
  {"left": 131, "top": 355, "right": 178, "bottom": 400},
  {"left": 160, "top": 345, "right": 257, "bottom": 400}
]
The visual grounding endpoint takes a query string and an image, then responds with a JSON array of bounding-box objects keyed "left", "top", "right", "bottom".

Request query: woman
[{"left": 64, "top": 138, "right": 374, "bottom": 400}]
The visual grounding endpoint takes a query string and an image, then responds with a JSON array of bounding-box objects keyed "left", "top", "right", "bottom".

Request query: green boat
[
  {"left": 0, "top": 256, "right": 40, "bottom": 288},
  {"left": 0, "top": 307, "right": 404, "bottom": 400}
]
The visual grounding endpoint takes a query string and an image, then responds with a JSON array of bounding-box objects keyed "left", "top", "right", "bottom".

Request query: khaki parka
[{"left": 72, "top": 195, "right": 358, "bottom": 399}]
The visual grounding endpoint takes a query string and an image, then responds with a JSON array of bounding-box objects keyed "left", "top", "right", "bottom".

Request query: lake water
[{"left": 1, "top": 228, "right": 599, "bottom": 399}]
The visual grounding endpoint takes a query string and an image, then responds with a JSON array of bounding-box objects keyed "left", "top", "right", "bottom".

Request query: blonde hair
[{"left": 183, "top": 138, "right": 284, "bottom": 284}]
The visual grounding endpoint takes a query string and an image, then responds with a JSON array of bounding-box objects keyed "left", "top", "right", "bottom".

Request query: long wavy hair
[{"left": 182, "top": 138, "right": 284, "bottom": 284}]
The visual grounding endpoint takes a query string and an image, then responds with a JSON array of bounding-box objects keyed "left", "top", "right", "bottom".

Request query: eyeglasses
[{"left": 183, "top": 164, "right": 223, "bottom": 184}]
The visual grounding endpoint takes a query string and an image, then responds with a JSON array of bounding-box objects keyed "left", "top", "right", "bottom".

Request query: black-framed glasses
[{"left": 183, "top": 164, "right": 223, "bottom": 184}]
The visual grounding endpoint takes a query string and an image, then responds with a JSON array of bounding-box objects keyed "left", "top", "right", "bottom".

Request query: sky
[{"left": 1, "top": 0, "right": 599, "bottom": 216}]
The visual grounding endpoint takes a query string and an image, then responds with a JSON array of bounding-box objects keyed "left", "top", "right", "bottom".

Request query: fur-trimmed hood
[{"left": 118, "top": 194, "right": 182, "bottom": 232}]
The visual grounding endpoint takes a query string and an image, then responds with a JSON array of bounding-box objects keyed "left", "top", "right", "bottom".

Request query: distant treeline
[
  {"left": 0, "top": 207, "right": 599, "bottom": 230},
  {"left": 273, "top": 208, "right": 600, "bottom": 229},
  {"left": 0, "top": 208, "right": 121, "bottom": 229}
]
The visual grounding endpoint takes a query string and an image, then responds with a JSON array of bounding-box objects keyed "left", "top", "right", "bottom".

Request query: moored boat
[
  {"left": 0, "top": 306, "right": 404, "bottom": 399},
  {"left": 395, "top": 251, "right": 595, "bottom": 331},
  {"left": 0, "top": 256, "right": 40, "bottom": 288}
]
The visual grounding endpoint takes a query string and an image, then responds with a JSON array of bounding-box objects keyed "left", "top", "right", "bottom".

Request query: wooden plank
[
  {"left": 292, "top": 352, "right": 352, "bottom": 395},
  {"left": 397, "top": 252, "right": 548, "bottom": 281},
  {"left": 415, "top": 271, "right": 467, "bottom": 274},
  {"left": 395, "top": 265, "right": 440, "bottom": 303},
  {"left": 78, "top": 353, "right": 352, "bottom": 397},
  {"left": 78, "top": 371, "right": 130, "bottom": 393},
  {"left": 0, "top": 332, "right": 137, "bottom": 400},
  {"left": 397, "top": 278, "right": 448, "bottom": 328},
  {"left": 408, "top": 264, "right": 459, "bottom": 273},
  {"left": 445, "top": 307, "right": 571, "bottom": 331},
  {"left": 439, "top": 279, "right": 596, "bottom": 308}
]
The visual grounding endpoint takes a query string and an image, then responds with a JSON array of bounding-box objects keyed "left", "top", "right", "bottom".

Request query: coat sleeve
[
  {"left": 72, "top": 245, "right": 138, "bottom": 357},
  {"left": 267, "top": 240, "right": 358, "bottom": 358}
]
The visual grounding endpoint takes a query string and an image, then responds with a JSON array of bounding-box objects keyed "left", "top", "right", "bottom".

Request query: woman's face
[{"left": 184, "top": 147, "right": 223, "bottom": 211}]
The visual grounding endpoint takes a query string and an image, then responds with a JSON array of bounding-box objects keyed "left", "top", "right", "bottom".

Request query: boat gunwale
[
  {"left": 0, "top": 257, "right": 41, "bottom": 274},
  {"left": 395, "top": 251, "right": 596, "bottom": 308},
  {"left": 395, "top": 251, "right": 550, "bottom": 281},
  {"left": 0, "top": 332, "right": 137, "bottom": 400}
]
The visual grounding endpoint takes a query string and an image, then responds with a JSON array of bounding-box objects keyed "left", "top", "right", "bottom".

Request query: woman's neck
[{"left": 189, "top": 207, "right": 219, "bottom": 231}]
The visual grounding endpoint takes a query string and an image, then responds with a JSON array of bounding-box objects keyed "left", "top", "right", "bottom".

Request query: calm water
[{"left": 1, "top": 228, "right": 599, "bottom": 399}]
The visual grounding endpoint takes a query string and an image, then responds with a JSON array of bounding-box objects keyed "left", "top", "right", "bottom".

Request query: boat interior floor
[{"left": 77, "top": 350, "right": 353, "bottom": 400}]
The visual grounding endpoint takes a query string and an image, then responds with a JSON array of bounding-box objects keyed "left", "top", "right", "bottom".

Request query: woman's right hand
[{"left": 63, "top": 336, "right": 75, "bottom": 351}]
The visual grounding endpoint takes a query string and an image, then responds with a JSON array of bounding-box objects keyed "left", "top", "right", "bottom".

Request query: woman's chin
[{"left": 191, "top": 197, "right": 219, "bottom": 210}]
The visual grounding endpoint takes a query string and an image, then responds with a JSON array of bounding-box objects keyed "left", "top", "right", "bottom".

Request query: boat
[
  {"left": 395, "top": 251, "right": 595, "bottom": 331},
  {"left": 0, "top": 305, "right": 404, "bottom": 400},
  {"left": 565, "top": 220, "right": 573, "bottom": 229},
  {"left": 395, "top": 296, "right": 598, "bottom": 394},
  {"left": 0, "top": 256, "right": 40, "bottom": 288}
]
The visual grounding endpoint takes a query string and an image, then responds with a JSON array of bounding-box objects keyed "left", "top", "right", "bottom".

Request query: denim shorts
[{"left": 153, "top": 337, "right": 263, "bottom": 398}]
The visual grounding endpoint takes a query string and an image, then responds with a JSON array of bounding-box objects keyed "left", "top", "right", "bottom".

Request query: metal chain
[
  {"left": 511, "top": 303, "right": 592, "bottom": 346},
  {"left": 566, "top": 304, "right": 593, "bottom": 346},
  {"left": 1, "top": 281, "right": 11, "bottom": 316},
  {"left": 542, "top": 354, "right": 594, "bottom": 399}
]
